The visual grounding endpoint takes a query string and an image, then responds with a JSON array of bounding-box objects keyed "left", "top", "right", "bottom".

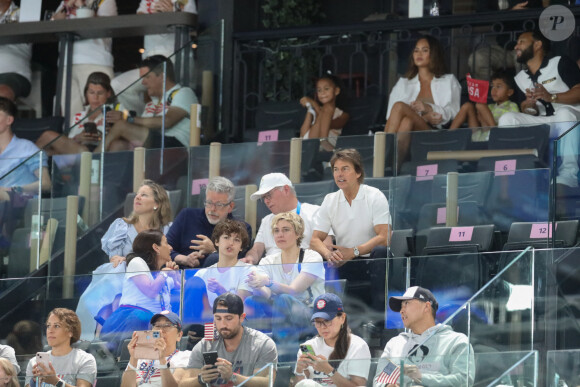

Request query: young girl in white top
[
  {"left": 294, "top": 293, "right": 371, "bottom": 387},
  {"left": 300, "top": 73, "right": 350, "bottom": 151},
  {"left": 100, "top": 229, "right": 181, "bottom": 355}
]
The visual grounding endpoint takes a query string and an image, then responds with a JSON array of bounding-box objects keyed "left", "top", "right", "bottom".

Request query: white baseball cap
[{"left": 250, "top": 173, "right": 293, "bottom": 201}]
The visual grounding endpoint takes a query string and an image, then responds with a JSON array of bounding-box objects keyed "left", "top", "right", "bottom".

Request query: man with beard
[
  {"left": 373, "top": 287, "right": 474, "bottom": 387},
  {"left": 498, "top": 30, "right": 580, "bottom": 188},
  {"left": 167, "top": 176, "right": 251, "bottom": 268},
  {"left": 181, "top": 293, "right": 278, "bottom": 387}
]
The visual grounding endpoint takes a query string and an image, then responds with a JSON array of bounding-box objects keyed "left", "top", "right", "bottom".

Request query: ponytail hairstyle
[
  {"left": 328, "top": 311, "right": 351, "bottom": 367},
  {"left": 315, "top": 71, "right": 349, "bottom": 112},
  {"left": 126, "top": 229, "right": 165, "bottom": 271}
]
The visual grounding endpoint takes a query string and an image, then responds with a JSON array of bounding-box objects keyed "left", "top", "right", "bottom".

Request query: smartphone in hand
[
  {"left": 134, "top": 330, "right": 160, "bottom": 360},
  {"left": 83, "top": 122, "right": 98, "bottom": 135},
  {"left": 203, "top": 351, "right": 218, "bottom": 367},
  {"left": 36, "top": 352, "right": 51, "bottom": 370},
  {"left": 300, "top": 344, "right": 315, "bottom": 355}
]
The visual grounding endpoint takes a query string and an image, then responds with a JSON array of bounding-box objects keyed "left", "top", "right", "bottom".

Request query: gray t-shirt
[
  {"left": 0, "top": 344, "right": 20, "bottom": 374},
  {"left": 188, "top": 327, "right": 277, "bottom": 385},
  {"left": 25, "top": 348, "right": 97, "bottom": 386}
]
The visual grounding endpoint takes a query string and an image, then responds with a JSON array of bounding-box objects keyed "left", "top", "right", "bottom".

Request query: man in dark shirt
[{"left": 167, "top": 176, "right": 251, "bottom": 269}]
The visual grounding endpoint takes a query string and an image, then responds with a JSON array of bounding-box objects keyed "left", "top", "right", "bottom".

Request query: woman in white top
[
  {"left": 36, "top": 72, "right": 116, "bottom": 155},
  {"left": 100, "top": 229, "right": 180, "bottom": 355},
  {"left": 383, "top": 35, "right": 461, "bottom": 165},
  {"left": 294, "top": 293, "right": 371, "bottom": 387},
  {"left": 246, "top": 211, "right": 325, "bottom": 348},
  {"left": 26, "top": 308, "right": 97, "bottom": 387},
  {"left": 53, "top": 0, "right": 117, "bottom": 116},
  {"left": 75, "top": 180, "right": 172, "bottom": 340}
]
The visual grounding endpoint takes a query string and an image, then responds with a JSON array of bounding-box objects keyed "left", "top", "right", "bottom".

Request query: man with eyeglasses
[
  {"left": 122, "top": 311, "right": 191, "bottom": 387},
  {"left": 242, "top": 173, "right": 331, "bottom": 264},
  {"left": 373, "top": 287, "right": 474, "bottom": 387},
  {"left": 181, "top": 293, "right": 278, "bottom": 387},
  {"left": 167, "top": 176, "right": 251, "bottom": 269}
]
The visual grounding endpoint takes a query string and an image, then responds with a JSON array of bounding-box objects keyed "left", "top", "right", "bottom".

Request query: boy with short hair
[{"left": 450, "top": 70, "right": 519, "bottom": 139}]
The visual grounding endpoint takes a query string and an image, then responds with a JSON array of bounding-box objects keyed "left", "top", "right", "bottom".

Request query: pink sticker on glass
[
  {"left": 257, "top": 130, "right": 279, "bottom": 145},
  {"left": 530, "top": 223, "right": 553, "bottom": 238},
  {"left": 436, "top": 207, "right": 459, "bottom": 224},
  {"left": 494, "top": 159, "right": 517, "bottom": 176},
  {"left": 191, "top": 178, "right": 209, "bottom": 195},
  {"left": 416, "top": 164, "right": 438, "bottom": 181},
  {"left": 449, "top": 226, "right": 474, "bottom": 242}
]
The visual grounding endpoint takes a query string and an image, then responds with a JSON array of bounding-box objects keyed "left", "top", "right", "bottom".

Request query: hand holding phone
[
  {"left": 83, "top": 122, "right": 98, "bottom": 135},
  {"left": 135, "top": 330, "right": 161, "bottom": 360},
  {"left": 203, "top": 351, "right": 218, "bottom": 367},
  {"left": 35, "top": 352, "right": 51, "bottom": 370},
  {"left": 300, "top": 344, "right": 315, "bottom": 355}
]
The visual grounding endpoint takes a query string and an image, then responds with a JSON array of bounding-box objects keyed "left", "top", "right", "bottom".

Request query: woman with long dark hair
[
  {"left": 383, "top": 35, "right": 461, "bottom": 165},
  {"left": 36, "top": 71, "right": 119, "bottom": 154},
  {"left": 293, "top": 293, "right": 371, "bottom": 387},
  {"left": 100, "top": 229, "right": 180, "bottom": 354},
  {"left": 75, "top": 179, "right": 172, "bottom": 340}
]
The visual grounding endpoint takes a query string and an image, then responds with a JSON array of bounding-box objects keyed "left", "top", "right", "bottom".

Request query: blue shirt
[
  {"left": 166, "top": 208, "right": 252, "bottom": 261},
  {"left": 0, "top": 135, "right": 48, "bottom": 188}
]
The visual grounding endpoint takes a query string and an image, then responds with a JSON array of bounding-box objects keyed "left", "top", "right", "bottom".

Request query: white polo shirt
[{"left": 314, "top": 184, "right": 391, "bottom": 256}]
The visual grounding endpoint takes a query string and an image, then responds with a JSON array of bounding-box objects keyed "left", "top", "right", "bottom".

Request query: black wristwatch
[
  {"left": 198, "top": 374, "right": 209, "bottom": 386},
  {"left": 55, "top": 379, "right": 65, "bottom": 387}
]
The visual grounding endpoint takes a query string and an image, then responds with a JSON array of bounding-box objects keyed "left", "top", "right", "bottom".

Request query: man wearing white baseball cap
[
  {"left": 242, "top": 173, "right": 330, "bottom": 264},
  {"left": 373, "top": 286, "right": 475, "bottom": 386}
]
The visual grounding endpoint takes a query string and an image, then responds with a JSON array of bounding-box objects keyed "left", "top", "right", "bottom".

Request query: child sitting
[
  {"left": 450, "top": 70, "right": 519, "bottom": 140},
  {"left": 299, "top": 72, "right": 349, "bottom": 151}
]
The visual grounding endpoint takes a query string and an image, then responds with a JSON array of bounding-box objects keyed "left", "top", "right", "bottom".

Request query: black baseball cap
[
  {"left": 389, "top": 286, "right": 439, "bottom": 313},
  {"left": 213, "top": 293, "right": 244, "bottom": 315}
]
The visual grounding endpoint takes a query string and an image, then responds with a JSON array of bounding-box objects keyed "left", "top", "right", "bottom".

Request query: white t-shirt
[
  {"left": 194, "top": 261, "right": 253, "bottom": 306},
  {"left": 314, "top": 185, "right": 391, "bottom": 256},
  {"left": 137, "top": 0, "right": 198, "bottom": 59},
  {"left": 132, "top": 350, "right": 191, "bottom": 386},
  {"left": 295, "top": 335, "right": 371, "bottom": 387},
  {"left": 0, "top": 3, "right": 31, "bottom": 81},
  {"left": 258, "top": 249, "right": 325, "bottom": 306},
  {"left": 255, "top": 202, "right": 321, "bottom": 256},
  {"left": 26, "top": 348, "right": 97, "bottom": 386},
  {"left": 56, "top": 0, "right": 117, "bottom": 67},
  {"left": 142, "top": 83, "right": 198, "bottom": 147},
  {"left": 119, "top": 257, "right": 174, "bottom": 313}
]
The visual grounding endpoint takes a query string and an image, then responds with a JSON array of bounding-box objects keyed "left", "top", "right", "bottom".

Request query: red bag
[{"left": 466, "top": 73, "right": 489, "bottom": 104}]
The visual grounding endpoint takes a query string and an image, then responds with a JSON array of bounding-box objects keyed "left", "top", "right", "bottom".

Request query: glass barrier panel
[
  {"left": 475, "top": 351, "right": 537, "bottom": 386},
  {"left": 547, "top": 349, "right": 580, "bottom": 387},
  {"left": 390, "top": 168, "right": 550, "bottom": 242},
  {"left": 440, "top": 248, "right": 534, "bottom": 353},
  {"left": 0, "top": 152, "right": 47, "bottom": 277},
  {"left": 553, "top": 122, "right": 580, "bottom": 230}
]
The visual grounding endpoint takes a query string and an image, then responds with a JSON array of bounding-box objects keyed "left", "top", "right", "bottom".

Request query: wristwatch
[
  {"left": 230, "top": 373, "right": 238, "bottom": 384},
  {"left": 55, "top": 379, "right": 65, "bottom": 387},
  {"left": 198, "top": 374, "right": 209, "bottom": 387},
  {"left": 551, "top": 93, "right": 558, "bottom": 102},
  {"left": 353, "top": 246, "right": 360, "bottom": 257},
  {"left": 327, "top": 368, "right": 337, "bottom": 377}
]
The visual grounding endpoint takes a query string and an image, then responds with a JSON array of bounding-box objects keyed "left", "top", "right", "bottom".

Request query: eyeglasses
[
  {"left": 204, "top": 201, "right": 231, "bottom": 209},
  {"left": 152, "top": 323, "right": 177, "bottom": 332},
  {"left": 260, "top": 187, "right": 282, "bottom": 202},
  {"left": 312, "top": 319, "right": 334, "bottom": 328}
]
